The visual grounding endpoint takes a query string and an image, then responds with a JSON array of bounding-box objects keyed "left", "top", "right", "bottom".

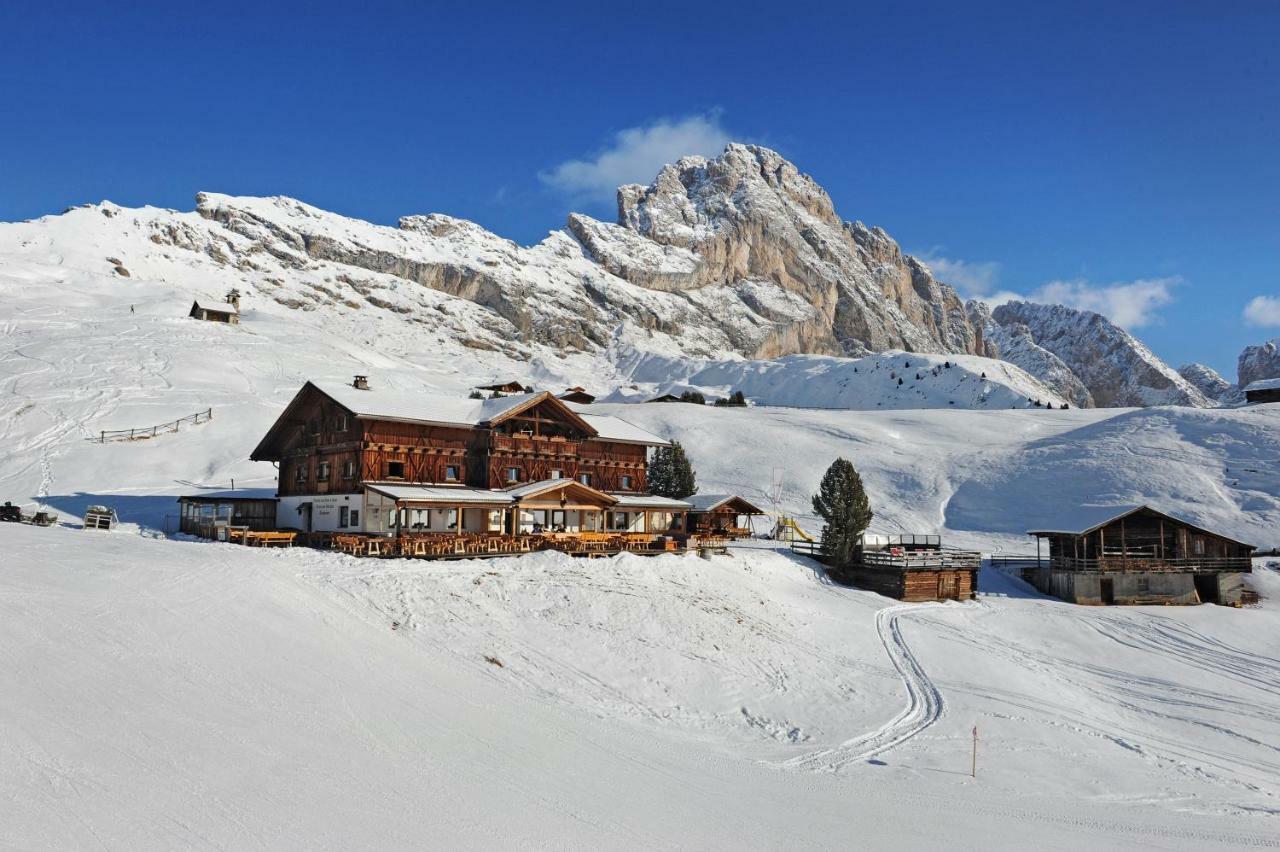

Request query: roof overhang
[{"left": 1027, "top": 504, "right": 1255, "bottom": 550}]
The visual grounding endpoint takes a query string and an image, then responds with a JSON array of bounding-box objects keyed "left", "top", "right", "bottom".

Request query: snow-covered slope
[{"left": 614, "top": 350, "right": 1067, "bottom": 410}]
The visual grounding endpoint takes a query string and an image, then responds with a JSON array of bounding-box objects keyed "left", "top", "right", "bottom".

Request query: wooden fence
[{"left": 97, "top": 408, "right": 212, "bottom": 442}]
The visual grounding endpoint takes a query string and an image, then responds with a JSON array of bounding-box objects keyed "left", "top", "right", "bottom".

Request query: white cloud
[
  {"left": 540, "top": 113, "right": 731, "bottom": 203},
  {"left": 986, "top": 277, "right": 1178, "bottom": 329},
  {"left": 1243, "top": 295, "right": 1280, "bottom": 327},
  {"left": 917, "top": 250, "right": 1002, "bottom": 298}
]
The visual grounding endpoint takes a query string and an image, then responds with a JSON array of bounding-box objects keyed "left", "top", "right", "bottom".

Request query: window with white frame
[
  {"left": 550, "top": 469, "right": 563, "bottom": 480},
  {"left": 317, "top": 461, "right": 330, "bottom": 480},
  {"left": 342, "top": 459, "right": 356, "bottom": 479}
]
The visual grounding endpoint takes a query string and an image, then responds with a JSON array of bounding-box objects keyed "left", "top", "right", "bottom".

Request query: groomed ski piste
[{"left": 3, "top": 221, "right": 1280, "bottom": 849}]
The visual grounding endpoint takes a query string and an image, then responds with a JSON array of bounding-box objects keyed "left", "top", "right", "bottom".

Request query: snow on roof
[
  {"left": 684, "top": 493, "right": 765, "bottom": 513},
  {"left": 313, "top": 381, "right": 538, "bottom": 427},
  {"left": 577, "top": 412, "right": 668, "bottom": 446},
  {"left": 191, "top": 299, "right": 239, "bottom": 314},
  {"left": 364, "top": 484, "right": 513, "bottom": 504},
  {"left": 177, "top": 489, "right": 276, "bottom": 502},
  {"left": 1026, "top": 504, "right": 1254, "bottom": 547},
  {"left": 1244, "top": 378, "right": 1280, "bottom": 392},
  {"left": 503, "top": 479, "right": 616, "bottom": 503},
  {"left": 609, "top": 494, "right": 693, "bottom": 509}
]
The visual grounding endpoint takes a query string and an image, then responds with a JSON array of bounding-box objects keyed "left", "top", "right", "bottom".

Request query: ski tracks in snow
[{"left": 786, "top": 604, "right": 945, "bottom": 771}]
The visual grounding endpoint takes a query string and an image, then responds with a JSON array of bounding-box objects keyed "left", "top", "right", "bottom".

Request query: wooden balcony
[
  {"left": 491, "top": 434, "right": 579, "bottom": 456},
  {"left": 1049, "top": 556, "right": 1252, "bottom": 573}
]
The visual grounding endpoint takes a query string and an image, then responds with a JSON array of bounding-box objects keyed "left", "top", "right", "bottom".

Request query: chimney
[{"left": 352, "top": 375, "right": 369, "bottom": 390}]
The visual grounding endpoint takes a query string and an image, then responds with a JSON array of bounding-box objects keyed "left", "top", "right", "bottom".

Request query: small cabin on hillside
[
  {"left": 1026, "top": 505, "right": 1254, "bottom": 605},
  {"left": 189, "top": 298, "right": 240, "bottom": 324},
  {"left": 558, "top": 387, "right": 596, "bottom": 404},
  {"left": 685, "top": 494, "right": 766, "bottom": 538},
  {"left": 832, "top": 534, "right": 980, "bottom": 602},
  {"left": 476, "top": 381, "right": 529, "bottom": 394},
  {"left": 1243, "top": 378, "right": 1280, "bottom": 404},
  {"left": 646, "top": 393, "right": 682, "bottom": 403}
]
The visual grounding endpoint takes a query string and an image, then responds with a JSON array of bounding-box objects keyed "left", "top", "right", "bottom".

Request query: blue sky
[{"left": 3, "top": 1, "right": 1277, "bottom": 376}]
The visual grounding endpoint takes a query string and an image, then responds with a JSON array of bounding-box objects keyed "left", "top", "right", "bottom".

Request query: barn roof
[
  {"left": 177, "top": 488, "right": 276, "bottom": 503},
  {"left": 685, "top": 494, "right": 766, "bottom": 514},
  {"left": 1026, "top": 504, "right": 1255, "bottom": 548},
  {"left": 1244, "top": 378, "right": 1280, "bottom": 392},
  {"left": 609, "top": 494, "right": 693, "bottom": 510},
  {"left": 191, "top": 299, "right": 239, "bottom": 315},
  {"left": 503, "top": 478, "right": 617, "bottom": 505}
]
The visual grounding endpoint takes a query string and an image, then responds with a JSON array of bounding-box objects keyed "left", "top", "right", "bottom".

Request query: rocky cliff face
[
  {"left": 1178, "top": 363, "right": 1242, "bottom": 404},
  {"left": 10, "top": 143, "right": 1213, "bottom": 408},
  {"left": 991, "top": 302, "right": 1210, "bottom": 408},
  {"left": 1238, "top": 338, "right": 1280, "bottom": 388},
  {"left": 967, "top": 301, "right": 1094, "bottom": 407}
]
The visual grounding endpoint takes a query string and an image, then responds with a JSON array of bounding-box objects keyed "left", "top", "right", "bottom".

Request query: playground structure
[{"left": 772, "top": 515, "right": 814, "bottom": 542}]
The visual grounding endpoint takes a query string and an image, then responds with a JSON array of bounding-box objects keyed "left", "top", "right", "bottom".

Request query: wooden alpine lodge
[{"left": 180, "top": 376, "right": 759, "bottom": 558}]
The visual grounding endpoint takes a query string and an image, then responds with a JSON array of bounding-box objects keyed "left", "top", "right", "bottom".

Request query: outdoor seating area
[{"left": 323, "top": 531, "right": 679, "bottom": 559}]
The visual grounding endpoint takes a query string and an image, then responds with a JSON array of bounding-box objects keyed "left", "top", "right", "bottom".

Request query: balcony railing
[
  {"left": 860, "top": 550, "right": 981, "bottom": 570},
  {"left": 1050, "top": 556, "right": 1252, "bottom": 572},
  {"left": 491, "top": 434, "right": 579, "bottom": 456}
]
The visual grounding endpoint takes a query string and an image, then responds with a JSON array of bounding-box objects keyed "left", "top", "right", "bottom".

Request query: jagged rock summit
[
  {"left": 5, "top": 143, "right": 1214, "bottom": 409},
  {"left": 1238, "top": 338, "right": 1280, "bottom": 388}
]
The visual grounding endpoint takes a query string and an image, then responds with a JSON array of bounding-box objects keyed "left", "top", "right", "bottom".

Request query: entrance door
[
  {"left": 1193, "top": 574, "right": 1218, "bottom": 604},
  {"left": 938, "top": 573, "right": 958, "bottom": 600},
  {"left": 1100, "top": 577, "right": 1115, "bottom": 605}
]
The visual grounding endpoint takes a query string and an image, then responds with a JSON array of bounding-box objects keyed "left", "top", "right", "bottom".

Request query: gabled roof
[
  {"left": 609, "top": 494, "right": 693, "bottom": 510},
  {"left": 685, "top": 494, "right": 766, "bottom": 514},
  {"left": 251, "top": 381, "right": 670, "bottom": 461},
  {"left": 1027, "top": 504, "right": 1255, "bottom": 548},
  {"left": 190, "top": 299, "right": 239, "bottom": 315},
  {"left": 503, "top": 478, "right": 618, "bottom": 505},
  {"left": 1244, "top": 378, "right": 1280, "bottom": 393}
]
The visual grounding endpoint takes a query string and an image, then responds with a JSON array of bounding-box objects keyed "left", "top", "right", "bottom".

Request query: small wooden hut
[
  {"left": 558, "top": 387, "right": 596, "bottom": 404},
  {"left": 189, "top": 299, "right": 240, "bottom": 324},
  {"left": 646, "top": 393, "right": 682, "bottom": 403},
  {"left": 1026, "top": 505, "right": 1254, "bottom": 605},
  {"left": 834, "top": 534, "right": 980, "bottom": 602},
  {"left": 476, "top": 381, "right": 529, "bottom": 394},
  {"left": 1243, "top": 378, "right": 1280, "bottom": 404},
  {"left": 685, "top": 494, "right": 765, "bottom": 538}
]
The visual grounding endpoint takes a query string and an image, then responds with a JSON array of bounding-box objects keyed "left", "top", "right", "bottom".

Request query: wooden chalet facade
[
  {"left": 830, "top": 534, "right": 980, "bottom": 602},
  {"left": 250, "top": 378, "right": 681, "bottom": 537},
  {"left": 1026, "top": 505, "right": 1255, "bottom": 605}
]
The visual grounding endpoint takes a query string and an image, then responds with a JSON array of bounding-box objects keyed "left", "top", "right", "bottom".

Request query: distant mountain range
[{"left": 7, "top": 143, "right": 1275, "bottom": 408}]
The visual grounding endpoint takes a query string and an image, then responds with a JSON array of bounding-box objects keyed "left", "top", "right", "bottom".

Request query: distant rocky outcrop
[
  {"left": 967, "top": 301, "right": 1094, "bottom": 408},
  {"left": 1238, "top": 338, "right": 1280, "bottom": 388},
  {"left": 1178, "top": 363, "right": 1242, "bottom": 404},
  {"left": 991, "top": 301, "right": 1210, "bottom": 408}
]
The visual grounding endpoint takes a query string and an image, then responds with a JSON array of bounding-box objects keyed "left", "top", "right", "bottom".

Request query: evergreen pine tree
[
  {"left": 811, "top": 458, "right": 873, "bottom": 567},
  {"left": 468, "top": 390, "right": 484, "bottom": 399},
  {"left": 648, "top": 441, "right": 698, "bottom": 499}
]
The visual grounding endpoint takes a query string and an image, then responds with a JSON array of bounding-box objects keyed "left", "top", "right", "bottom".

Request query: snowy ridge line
[{"left": 784, "top": 604, "right": 945, "bottom": 771}]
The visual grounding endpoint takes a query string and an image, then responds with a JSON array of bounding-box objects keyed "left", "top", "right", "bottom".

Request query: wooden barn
[
  {"left": 177, "top": 490, "right": 278, "bottom": 537},
  {"left": 558, "top": 386, "right": 596, "bottom": 404},
  {"left": 684, "top": 494, "right": 766, "bottom": 538},
  {"left": 1026, "top": 505, "right": 1255, "bottom": 605},
  {"left": 833, "top": 534, "right": 980, "bottom": 602},
  {"left": 646, "top": 394, "right": 682, "bottom": 403},
  {"left": 476, "top": 380, "right": 529, "bottom": 394},
  {"left": 1243, "top": 378, "right": 1280, "bottom": 404},
  {"left": 189, "top": 298, "right": 240, "bottom": 324}
]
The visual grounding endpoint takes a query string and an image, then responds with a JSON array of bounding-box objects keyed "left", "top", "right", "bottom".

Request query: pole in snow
[{"left": 972, "top": 724, "right": 978, "bottom": 779}]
